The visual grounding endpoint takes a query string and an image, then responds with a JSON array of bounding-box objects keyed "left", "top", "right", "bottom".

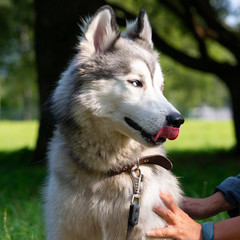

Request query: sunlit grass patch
[
  {"left": 166, "top": 119, "right": 235, "bottom": 151},
  {"left": 0, "top": 121, "right": 38, "bottom": 151}
]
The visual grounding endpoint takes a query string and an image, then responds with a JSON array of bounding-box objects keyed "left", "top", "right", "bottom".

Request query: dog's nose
[{"left": 166, "top": 113, "right": 184, "bottom": 128}]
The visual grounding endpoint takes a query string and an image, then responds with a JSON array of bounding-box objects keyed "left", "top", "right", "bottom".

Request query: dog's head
[{"left": 52, "top": 5, "right": 184, "bottom": 146}]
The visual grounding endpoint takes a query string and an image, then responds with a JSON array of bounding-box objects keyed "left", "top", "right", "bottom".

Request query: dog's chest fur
[{"left": 45, "top": 128, "right": 181, "bottom": 240}]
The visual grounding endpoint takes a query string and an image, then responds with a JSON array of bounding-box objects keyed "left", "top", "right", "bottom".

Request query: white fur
[{"left": 45, "top": 132, "right": 182, "bottom": 240}]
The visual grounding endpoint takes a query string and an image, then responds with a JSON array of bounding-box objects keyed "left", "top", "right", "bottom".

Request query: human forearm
[
  {"left": 182, "top": 192, "right": 234, "bottom": 220},
  {"left": 202, "top": 191, "right": 234, "bottom": 217},
  {"left": 214, "top": 216, "right": 240, "bottom": 240}
]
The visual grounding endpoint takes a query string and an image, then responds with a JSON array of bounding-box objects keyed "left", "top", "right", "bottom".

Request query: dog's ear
[
  {"left": 125, "top": 9, "right": 153, "bottom": 48},
  {"left": 79, "top": 5, "right": 120, "bottom": 57}
]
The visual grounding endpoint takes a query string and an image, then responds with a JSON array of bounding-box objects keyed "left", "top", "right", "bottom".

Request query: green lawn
[
  {"left": 0, "top": 121, "right": 38, "bottom": 151},
  {"left": 165, "top": 119, "right": 235, "bottom": 151},
  {"left": 0, "top": 120, "right": 239, "bottom": 239},
  {"left": 0, "top": 121, "right": 44, "bottom": 240},
  {"left": 0, "top": 120, "right": 235, "bottom": 151}
]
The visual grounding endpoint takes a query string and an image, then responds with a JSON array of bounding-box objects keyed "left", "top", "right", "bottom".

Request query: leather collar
[{"left": 108, "top": 155, "right": 173, "bottom": 176}]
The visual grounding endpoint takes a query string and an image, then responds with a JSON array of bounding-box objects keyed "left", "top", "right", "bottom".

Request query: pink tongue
[{"left": 152, "top": 126, "right": 179, "bottom": 142}]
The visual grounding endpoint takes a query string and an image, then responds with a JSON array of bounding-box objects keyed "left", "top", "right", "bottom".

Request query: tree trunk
[
  {"left": 218, "top": 67, "right": 240, "bottom": 156},
  {"left": 228, "top": 77, "right": 240, "bottom": 156},
  {"left": 34, "top": 0, "right": 106, "bottom": 164}
]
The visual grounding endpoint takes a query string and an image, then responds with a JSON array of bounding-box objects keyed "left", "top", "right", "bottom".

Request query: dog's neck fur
[{"left": 59, "top": 117, "right": 144, "bottom": 174}]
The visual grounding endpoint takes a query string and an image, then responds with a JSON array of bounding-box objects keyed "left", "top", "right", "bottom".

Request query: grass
[
  {"left": 0, "top": 121, "right": 38, "bottom": 151},
  {"left": 0, "top": 121, "right": 45, "bottom": 240},
  {"left": 0, "top": 120, "right": 239, "bottom": 239},
  {"left": 0, "top": 149, "right": 45, "bottom": 240},
  {"left": 165, "top": 119, "right": 235, "bottom": 151}
]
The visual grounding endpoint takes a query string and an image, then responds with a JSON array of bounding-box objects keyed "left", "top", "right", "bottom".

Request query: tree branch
[
  {"left": 158, "top": 0, "right": 210, "bottom": 60},
  {"left": 191, "top": 0, "right": 240, "bottom": 59},
  {"left": 159, "top": 0, "right": 240, "bottom": 62},
  {"left": 110, "top": 3, "right": 234, "bottom": 75},
  {"left": 182, "top": 0, "right": 209, "bottom": 60},
  {"left": 151, "top": 29, "right": 234, "bottom": 76}
]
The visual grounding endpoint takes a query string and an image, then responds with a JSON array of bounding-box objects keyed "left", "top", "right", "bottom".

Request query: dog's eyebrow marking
[
  {"left": 130, "top": 57, "right": 157, "bottom": 87},
  {"left": 134, "top": 53, "right": 156, "bottom": 85},
  {"left": 153, "top": 62, "right": 165, "bottom": 89},
  {"left": 143, "top": 58, "right": 155, "bottom": 85}
]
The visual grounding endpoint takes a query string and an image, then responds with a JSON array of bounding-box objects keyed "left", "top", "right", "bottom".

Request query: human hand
[{"left": 146, "top": 191, "right": 203, "bottom": 240}]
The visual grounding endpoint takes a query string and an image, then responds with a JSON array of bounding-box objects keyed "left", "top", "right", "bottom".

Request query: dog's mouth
[{"left": 124, "top": 117, "right": 179, "bottom": 145}]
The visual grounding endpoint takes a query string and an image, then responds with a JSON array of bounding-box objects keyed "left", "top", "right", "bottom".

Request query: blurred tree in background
[
  {"left": 0, "top": 0, "right": 239, "bottom": 162},
  {"left": 0, "top": 0, "right": 38, "bottom": 120}
]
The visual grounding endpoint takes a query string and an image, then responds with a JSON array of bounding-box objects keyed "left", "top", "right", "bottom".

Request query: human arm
[
  {"left": 181, "top": 191, "right": 234, "bottom": 219},
  {"left": 214, "top": 174, "right": 240, "bottom": 217},
  {"left": 214, "top": 216, "right": 240, "bottom": 240},
  {"left": 181, "top": 174, "right": 240, "bottom": 219}
]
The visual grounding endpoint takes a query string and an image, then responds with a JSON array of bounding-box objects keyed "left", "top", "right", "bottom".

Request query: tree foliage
[{"left": 161, "top": 56, "right": 230, "bottom": 115}]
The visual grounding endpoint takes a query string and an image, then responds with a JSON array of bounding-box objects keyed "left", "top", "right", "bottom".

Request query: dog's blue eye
[{"left": 128, "top": 80, "right": 143, "bottom": 87}]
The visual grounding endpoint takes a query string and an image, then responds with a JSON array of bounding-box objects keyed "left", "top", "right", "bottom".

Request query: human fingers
[
  {"left": 153, "top": 204, "right": 175, "bottom": 224},
  {"left": 146, "top": 226, "right": 176, "bottom": 238},
  {"left": 159, "top": 191, "right": 179, "bottom": 213}
]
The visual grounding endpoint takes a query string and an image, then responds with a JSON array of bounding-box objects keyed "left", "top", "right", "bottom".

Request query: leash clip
[
  {"left": 126, "top": 159, "right": 144, "bottom": 240},
  {"left": 130, "top": 160, "right": 143, "bottom": 195},
  {"left": 131, "top": 194, "right": 140, "bottom": 205}
]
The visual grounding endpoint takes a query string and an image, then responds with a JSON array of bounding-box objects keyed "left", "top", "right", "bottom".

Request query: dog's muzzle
[{"left": 124, "top": 113, "right": 184, "bottom": 145}]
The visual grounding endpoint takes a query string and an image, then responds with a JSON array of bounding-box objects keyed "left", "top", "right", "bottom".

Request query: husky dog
[{"left": 45, "top": 5, "right": 184, "bottom": 240}]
